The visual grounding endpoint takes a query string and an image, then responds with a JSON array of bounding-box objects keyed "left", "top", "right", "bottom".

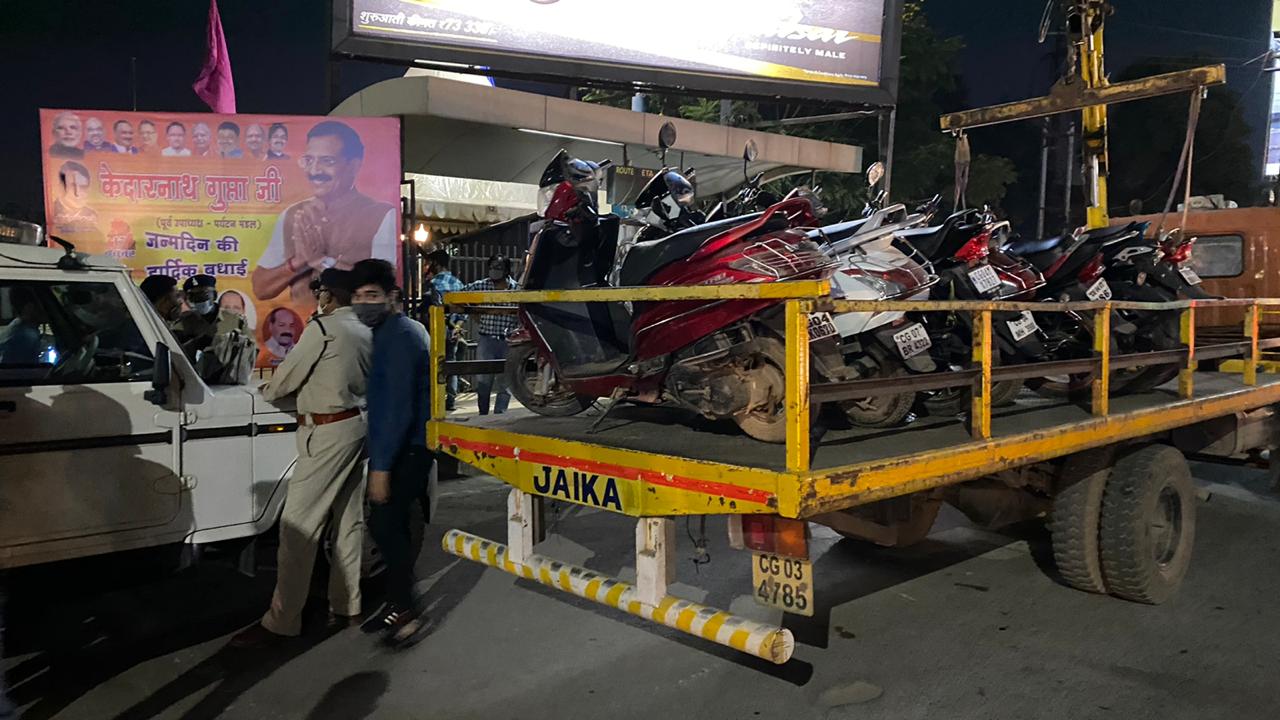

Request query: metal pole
[
  {"left": 1037, "top": 118, "right": 1050, "bottom": 239},
  {"left": 1063, "top": 122, "right": 1075, "bottom": 231},
  {"left": 881, "top": 107, "right": 897, "bottom": 201}
]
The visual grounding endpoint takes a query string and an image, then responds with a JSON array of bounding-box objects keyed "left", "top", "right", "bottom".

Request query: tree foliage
[{"left": 1108, "top": 58, "right": 1258, "bottom": 212}]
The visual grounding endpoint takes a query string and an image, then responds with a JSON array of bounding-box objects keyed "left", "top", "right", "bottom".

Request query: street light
[{"left": 413, "top": 223, "right": 429, "bottom": 244}]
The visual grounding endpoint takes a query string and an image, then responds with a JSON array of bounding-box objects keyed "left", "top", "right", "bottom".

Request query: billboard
[
  {"left": 1267, "top": 0, "right": 1280, "bottom": 176},
  {"left": 334, "top": 0, "right": 902, "bottom": 106},
  {"left": 39, "top": 109, "right": 402, "bottom": 367}
]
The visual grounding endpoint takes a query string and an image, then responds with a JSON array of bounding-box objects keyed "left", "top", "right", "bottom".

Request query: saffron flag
[{"left": 192, "top": 0, "right": 236, "bottom": 114}]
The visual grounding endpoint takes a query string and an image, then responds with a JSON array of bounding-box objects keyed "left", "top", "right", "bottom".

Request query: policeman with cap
[
  {"left": 232, "top": 268, "right": 374, "bottom": 647},
  {"left": 171, "top": 274, "right": 254, "bottom": 383}
]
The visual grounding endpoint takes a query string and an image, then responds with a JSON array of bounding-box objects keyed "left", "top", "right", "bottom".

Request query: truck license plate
[
  {"left": 968, "top": 264, "right": 1001, "bottom": 294},
  {"left": 1179, "top": 266, "right": 1202, "bottom": 285},
  {"left": 1085, "top": 278, "right": 1112, "bottom": 301},
  {"left": 808, "top": 312, "right": 838, "bottom": 342},
  {"left": 892, "top": 322, "right": 933, "bottom": 360},
  {"left": 1007, "top": 311, "right": 1040, "bottom": 342},
  {"left": 752, "top": 552, "right": 814, "bottom": 616}
]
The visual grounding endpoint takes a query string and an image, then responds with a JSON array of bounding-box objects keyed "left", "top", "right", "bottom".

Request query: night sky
[{"left": 0, "top": 0, "right": 1271, "bottom": 224}]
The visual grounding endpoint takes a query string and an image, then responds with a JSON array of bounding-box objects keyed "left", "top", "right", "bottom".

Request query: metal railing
[{"left": 429, "top": 285, "right": 1280, "bottom": 474}]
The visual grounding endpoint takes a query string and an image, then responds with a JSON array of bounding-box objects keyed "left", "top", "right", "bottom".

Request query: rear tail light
[
  {"left": 1077, "top": 252, "right": 1105, "bottom": 284},
  {"left": 1165, "top": 240, "right": 1194, "bottom": 264},
  {"left": 955, "top": 228, "right": 994, "bottom": 264},
  {"left": 730, "top": 515, "right": 809, "bottom": 560}
]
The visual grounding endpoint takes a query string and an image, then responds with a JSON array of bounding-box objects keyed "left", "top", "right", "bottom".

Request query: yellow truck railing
[{"left": 428, "top": 286, "right": 1280, "bottom": 664}]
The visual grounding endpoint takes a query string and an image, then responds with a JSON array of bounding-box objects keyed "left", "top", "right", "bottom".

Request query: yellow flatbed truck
[{"left": 428, "top": 284, "right": 1280, "bottom": 664}]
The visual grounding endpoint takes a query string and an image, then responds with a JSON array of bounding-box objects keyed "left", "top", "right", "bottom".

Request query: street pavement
[{"left": 4, "top": 458, "right": 1280, "bottom": 720}]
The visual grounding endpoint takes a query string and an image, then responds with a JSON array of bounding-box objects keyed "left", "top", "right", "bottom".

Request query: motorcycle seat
[
  {"left": 1088, "top": 223, "right": 1142, "bottom": 246},
  {"left": 618, "top": 211, "right": 766, "bottom": 287},
  {"left": 896, "top": 224, "right": 949, "bottom": 258},
  {"left": 1005, "top": 234, "right": 1067, "bottom": 256},
  {"left": 807, "top": 217, "right": 871, "bottom": 246}
]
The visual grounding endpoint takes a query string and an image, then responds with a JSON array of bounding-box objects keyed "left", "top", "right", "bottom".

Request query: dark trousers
[
  {"left": 444, "top": 338, "right": 461, "bottom": 407},
  {"left": 368, "top": 446, "right": 433, "bottom": 609}
]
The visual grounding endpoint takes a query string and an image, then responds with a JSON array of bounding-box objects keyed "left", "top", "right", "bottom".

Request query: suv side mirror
[{"left": 144, "top": 342, "right": 172, "bottom": 406}]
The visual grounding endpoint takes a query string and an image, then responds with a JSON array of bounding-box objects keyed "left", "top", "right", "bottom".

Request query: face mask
[
  {"left": 353, "top": 302, "right": 390, "bottom": 327},
  {"left": 192, "top": 300, "right": 216, "bottom": 316}
]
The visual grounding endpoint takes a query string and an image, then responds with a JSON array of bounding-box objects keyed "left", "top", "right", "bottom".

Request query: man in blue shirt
[
  {"left": 351, "top": 259, "right": 433, "bottom": 645},
  {"left": 464, "top": 255, "right": 520, "bottom": 415},
  {"left": 426, "top": 249, "right": 464, "bottom": 411}
]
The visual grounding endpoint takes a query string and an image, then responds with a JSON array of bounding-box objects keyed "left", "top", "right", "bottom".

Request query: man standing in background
[
  {"left": 232, "top": 269, "right": 372, "bottom": 648},
  {"left": 351, "top": 259, "right": 433, "bottom": 646},
  {"left": 465, "top": 255, "right": 519, "bottom": 415},
  {"left": 426, "top": 249, "right": 463, "bottom": 411}
]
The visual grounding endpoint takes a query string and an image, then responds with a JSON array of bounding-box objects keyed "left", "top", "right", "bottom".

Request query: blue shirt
[
  {"left": 367, "top": 313, "right": 430, "bottom": 472},
  {"left": 431, "top": 270, "right": 465, "bottom": 326}
]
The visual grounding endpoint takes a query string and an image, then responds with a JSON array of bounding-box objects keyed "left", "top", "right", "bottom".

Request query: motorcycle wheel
[
  {"left": 1029, "top": 317, "right": 1098, "bottom": 400},
  {"left": 1112, "top": 310, "right": 1181, "bottom": 395},
  {"left": 842, "top": 348, "right": 915, "bottom": 428},
  {"left": 734, "top": 337, "right": 789, "bottom": 443},
  {"left": 923, "top": 350, "right": 1022, "bottom": 417},
  {"left": 504, "top": 344, "right": 594, "bottom": 417}
]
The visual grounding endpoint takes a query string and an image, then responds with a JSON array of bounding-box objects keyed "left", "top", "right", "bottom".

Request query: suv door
[{"left": 0, "top": 273, "right": 182, "bottom": 559}]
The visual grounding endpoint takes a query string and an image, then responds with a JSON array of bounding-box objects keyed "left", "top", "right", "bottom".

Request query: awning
[{"left": 332, "top": 75, "right": 863, "bottom": 198}]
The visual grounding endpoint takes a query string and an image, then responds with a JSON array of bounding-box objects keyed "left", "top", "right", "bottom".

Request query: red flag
[{"left": 192, "top": 0, "right": 236, "bottom": 113}]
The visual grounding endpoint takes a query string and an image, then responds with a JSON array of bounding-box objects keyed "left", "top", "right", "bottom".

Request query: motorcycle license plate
[
  {"left": 751, "top": 552, "right": 814, "bottom": 617},
  {"left": 969, "top": 265, "right": 1001, "bottom": 294},
  {"left": 808, "top": 312, "right": 838, "bottom": 342},
  {"left": 1179, "top": 267, "right": 1203, "bottom": 285},
  {"left": 1085, "top": 278, "right": 1112, "bottom": 301},
  {"left": 1007, "top": 311, "right": 1040, "bottom": 342},
  {"left": 892, "top": 323, "right": 933, "bottom": 360}
]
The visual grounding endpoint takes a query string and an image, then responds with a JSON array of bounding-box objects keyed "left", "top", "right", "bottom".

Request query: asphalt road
[{"left": 4, "top": 461, "right": 1280, "bottom": 720}]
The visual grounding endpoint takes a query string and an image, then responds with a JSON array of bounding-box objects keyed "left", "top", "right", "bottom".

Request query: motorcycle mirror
[
  {"left": 866, "top": 161, "right": 885, "bottom": 188},
  {"left": 658, "top": 121, "right": 678, "bottom": 150},
  {"left": 742, "top": 139, "right": 759, "bottom": 183},
  {"left": 658, "top": 121, "right": 677, "bottom": 164}
]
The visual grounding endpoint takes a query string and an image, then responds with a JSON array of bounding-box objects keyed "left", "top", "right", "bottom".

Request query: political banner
[{"left": 39, "top": 109, "right": 402, "bottom": 367}]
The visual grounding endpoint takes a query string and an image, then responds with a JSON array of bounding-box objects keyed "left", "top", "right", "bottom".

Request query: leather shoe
[
  {"left": 326, "top": 613, "right": 362, "bottom": 630},
  {"left": 229, "top": 623, "right": 288, "bottom": 649}
]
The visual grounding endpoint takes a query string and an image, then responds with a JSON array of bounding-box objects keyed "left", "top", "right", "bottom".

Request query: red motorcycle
[{"left": 505, "top": 151, "right": 843, "bottom": 442}]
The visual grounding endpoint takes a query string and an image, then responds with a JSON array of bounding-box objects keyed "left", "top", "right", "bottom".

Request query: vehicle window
[
  {"left": 0, "top": 279, "right": 153, "bottom": 386},
  {"left": 1188, "top": 235, "right": 1244, "bottom": 278}
]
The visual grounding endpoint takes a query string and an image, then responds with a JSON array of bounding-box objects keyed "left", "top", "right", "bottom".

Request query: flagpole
[{"left": 130, "top": 56, "right": 138, "bottom": 111}]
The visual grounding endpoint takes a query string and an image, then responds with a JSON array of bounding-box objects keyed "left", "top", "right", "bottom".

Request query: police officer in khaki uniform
[
  {"left": 172, "top": 274, "right": 254, "bottom": 383},
  {"left": 231, "top": 268, "right": 372, "bottom": 647}
]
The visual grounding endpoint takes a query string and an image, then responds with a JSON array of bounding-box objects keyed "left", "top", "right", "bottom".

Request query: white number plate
[
  {"left": 892, "top": 322, "right": 933, "bottom": 360},
  {"left": 752, "top": 552, "right": 814, "bottom": 616},
  {"left": 808, "top": 312, "right": 838, "bottom": 342},
  {"left": 1179, "top": 266, "right": 1202, "bottom": 285},
  {"left": 1007, "top": 311, "right": 1040, "bottom": 342},
  {"left": 1085, "top": 278, "right": 1112, "bottom": 301},
  {"left": 969, "top": 264, "right": 1002, "bottom": 294}
]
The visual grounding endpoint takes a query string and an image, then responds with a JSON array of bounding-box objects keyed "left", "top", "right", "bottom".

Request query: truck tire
[
  {"left": 1099, "top": 444, "right": 1197, "bottom": 604},
  {"left": 1048, "top": 448, "right": 1114, "bottom": 594}
]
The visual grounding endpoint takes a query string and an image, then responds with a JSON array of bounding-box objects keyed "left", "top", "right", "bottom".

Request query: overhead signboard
[
  {"left": 1266, "top": 0, "right": 1280, "bottom": 176},
  {"left": 333, "top": 0, "right": 902, "bottom": 106},
  {"left": 39, "top": 109, "right": 401, "bottom": 367}
]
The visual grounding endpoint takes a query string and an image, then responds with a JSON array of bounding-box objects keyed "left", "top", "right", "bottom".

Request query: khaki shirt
[{"left": 262, "top": 306, "right": 371, "bottom": 415}]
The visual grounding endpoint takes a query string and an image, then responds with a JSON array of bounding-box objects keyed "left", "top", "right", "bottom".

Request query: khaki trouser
[{"left": 262, "top": 414, "right": 367, "bottom": 636}]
